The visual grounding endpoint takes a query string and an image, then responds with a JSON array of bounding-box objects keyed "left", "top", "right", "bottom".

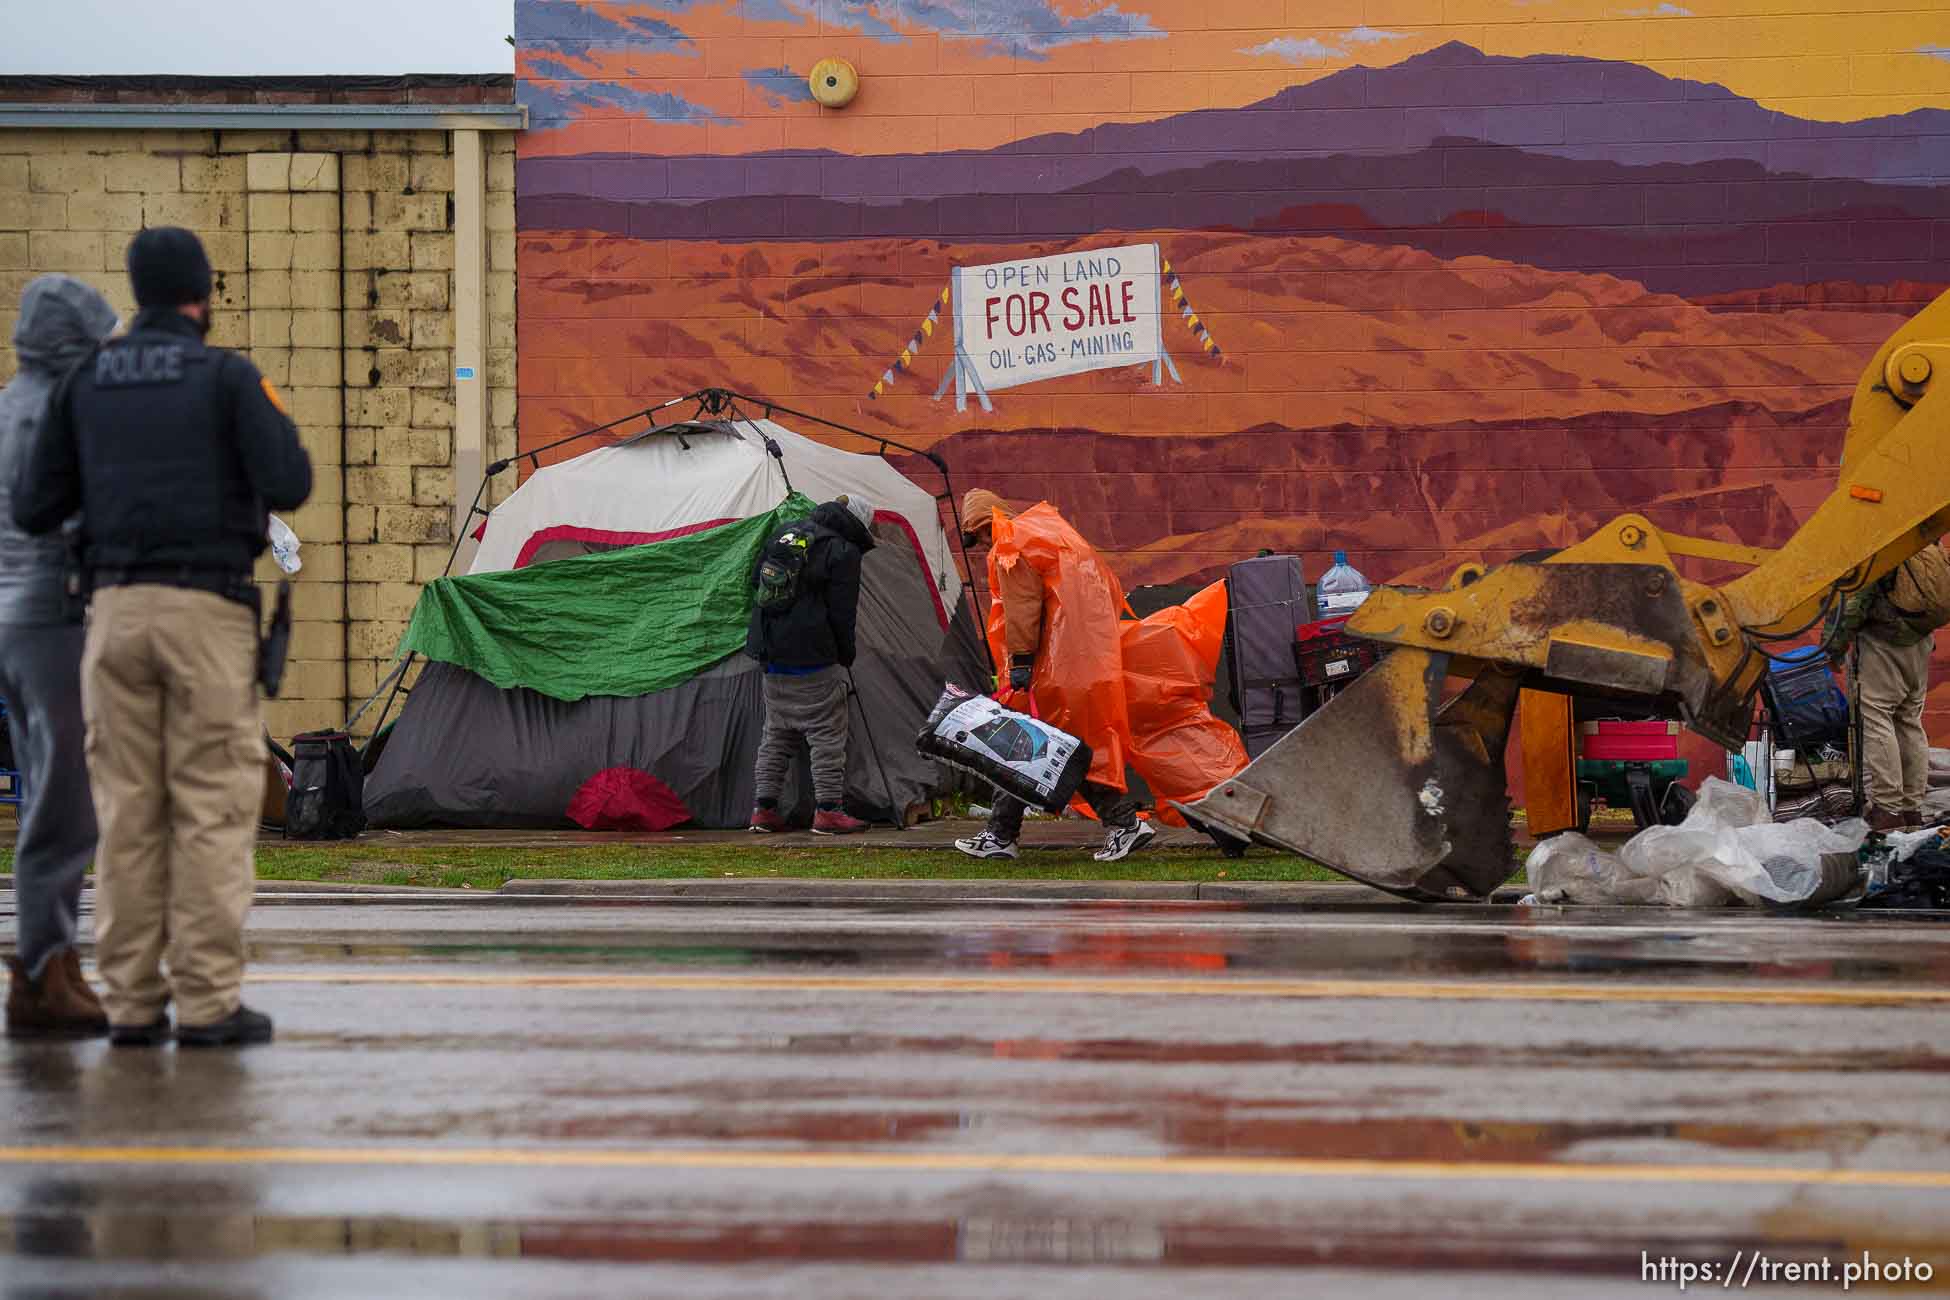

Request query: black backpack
[
  {"left": 284, "top": 730, "right": 366, "bottom": 840},
  {"left": 1761, "top": 647, "right": 1850, "bottom": 748},
  {"left": 754, "top": 520, "right": 818, "bottom": 612}
]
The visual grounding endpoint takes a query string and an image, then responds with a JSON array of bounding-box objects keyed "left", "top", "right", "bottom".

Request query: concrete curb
[
  {"left": 497, "top": 878, "right": 1204, "bottom": 901},
  {"left": 4, "top": 874, "right": 1525, "bottom": 907},
  {"left": 0, "top": 874, "right": 483, "bottom": 899},
  {"left": 493, "top": 878, "right": 1472, "bottom": 905},
  {"left": 254, "top": 879, "right": 477, "bottom": 895}
]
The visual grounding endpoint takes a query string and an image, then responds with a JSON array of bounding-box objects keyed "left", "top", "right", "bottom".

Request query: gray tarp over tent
[{"left": 363, "top": 421, "right": 987, "bottom": 829}]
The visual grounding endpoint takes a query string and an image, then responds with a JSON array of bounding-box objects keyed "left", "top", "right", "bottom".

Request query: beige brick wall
[{"left": 0, "top": 126, "right": 518, "bottom": 742}]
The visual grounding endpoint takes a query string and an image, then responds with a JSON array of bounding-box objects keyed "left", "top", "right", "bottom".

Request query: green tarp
[{"left": 401, "top": 493, "right": 816, "bottom": 703}]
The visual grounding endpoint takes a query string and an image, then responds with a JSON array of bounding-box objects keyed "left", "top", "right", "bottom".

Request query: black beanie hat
[{"left": 127, "top": 226, "right": 213, "bottom": 309}]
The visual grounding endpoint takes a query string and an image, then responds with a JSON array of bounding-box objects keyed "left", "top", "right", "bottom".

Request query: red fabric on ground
[{"left": 567, "top": 766, "right": 692, "bottom": 831}]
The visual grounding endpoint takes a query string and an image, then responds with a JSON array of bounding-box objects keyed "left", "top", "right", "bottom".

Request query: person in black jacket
[
  {"left": 12, "top": 227, "right": 311, "bottom": 1049},
  {"left": 745, "top": 495, "right": 874, "bottom": 835}
]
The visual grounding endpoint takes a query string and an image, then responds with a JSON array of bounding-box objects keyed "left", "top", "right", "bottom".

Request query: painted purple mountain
[{"left": 518, "top": 41, "right": 1950, "bottom": 295}]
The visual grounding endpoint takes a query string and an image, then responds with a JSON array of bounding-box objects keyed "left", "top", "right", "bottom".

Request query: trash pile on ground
[
  {"left": 1858, "top": 830, "right": 1950, "bottom": 910},
  {"left": 1927, "top": 748, "right": 1950, "bottom": 822},
  {"left": 1525, "top": 778, "right": 1872, "bottom": 908},
  {"left": 1526, "top": 775, "right": 1950, "bottom": 909}
]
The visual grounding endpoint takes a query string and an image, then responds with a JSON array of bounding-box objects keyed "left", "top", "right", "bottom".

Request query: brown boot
[
  {"left": 5, "top": 951, "right": 111, "bottom": 1040},
  {"left": 1903, "top": 811, "right": 1925, "bottom": 830},
  {"left": 1867, "top": 807, "right": 1906, "bottom": 834},
  {"left": 60, "top": 949, "right": 107, "bottom": 1019}
]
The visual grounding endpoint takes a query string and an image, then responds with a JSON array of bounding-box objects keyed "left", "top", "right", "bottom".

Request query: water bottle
[
  {"left": 1862, "top": 840, "right": 1895, "bottom": 894},
  {"left": 268, "top": 514, "right": 302, "bottom": 575},
  {"left": 1317, "top": 550, "right": 1371, "bottom": 614}
]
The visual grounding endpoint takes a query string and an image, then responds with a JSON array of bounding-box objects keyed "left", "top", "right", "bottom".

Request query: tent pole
[
  {"left": 846, "top": 667, "right": 904, "bottom": 830},
  {"left": 439, "top": 473, "right": 496, "bottom": 581},
  {"left": 358, "top": 390, "right": 732, "bottom": 746},
  {"left": 712, "top": 388, "right": 996, "bottom": 678},
  {"left": 505, "top": 393, "right": 704, "bottom": 481}
]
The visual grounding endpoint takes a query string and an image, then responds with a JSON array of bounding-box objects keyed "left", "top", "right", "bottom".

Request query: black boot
[
  {"left": 110, "top": 1017, "right": 172, "bottom": 1048},
  {"left": 177, "top": 1004, "right": 274, "bottom": 1049}
]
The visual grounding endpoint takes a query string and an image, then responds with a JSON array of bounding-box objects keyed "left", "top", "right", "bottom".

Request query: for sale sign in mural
[
  {"left": 863, "top": 241, "right": 1222, "bottom": 412},
  {"left": 946, "top": 242, "right": 1178, "bottom": 412}
]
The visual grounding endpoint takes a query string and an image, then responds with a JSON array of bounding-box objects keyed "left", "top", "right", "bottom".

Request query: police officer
[{"left": 11, "top": 227, "right": 311, "bottom": 1048}]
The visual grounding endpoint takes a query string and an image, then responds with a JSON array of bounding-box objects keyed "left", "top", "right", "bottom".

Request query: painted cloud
[
  {"left": 513, "top": 0, "right": 693, "bottom": 49},
  {"left": 1244, "top": 28, "right": 1409, "bottom": 63},
  {"left": 744, "top": 65, "right": 817, "bottom": 106},
  {"left": 741, "top": 0, "right": 1163, "bottom": 60},
  {"left": 520, "top": 61, "right": 729, "bottom": 126}
]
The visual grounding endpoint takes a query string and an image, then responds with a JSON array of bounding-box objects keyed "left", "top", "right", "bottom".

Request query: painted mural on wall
[{"left": 514, "top": 1, "right": 1950, "bottom": 719}]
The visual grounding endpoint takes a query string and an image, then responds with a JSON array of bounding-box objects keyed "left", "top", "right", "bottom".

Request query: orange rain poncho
[
  {"left": 983, "top": 503, "right": 1247, "bottom": 823},
  {"left": 1118, "top": 578, "right": 1249, "bottom": 824}
]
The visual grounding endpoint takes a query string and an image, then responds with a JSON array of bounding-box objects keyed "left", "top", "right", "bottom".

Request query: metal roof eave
[{"left": 0, "top": 102, "right": 526, "bottom": 131}]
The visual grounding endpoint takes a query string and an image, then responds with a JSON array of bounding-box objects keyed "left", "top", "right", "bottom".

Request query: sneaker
[
  {"left": 1094, "top": 818, "right": 1158, "bottom": 863},
  {"left": 177, "top": 1004, "right": 274, "bottom": 1049},
  {"left": 5, "top": 952, "right": 110, "bottom": 1041},
  {"left": 749, "top": 805, "right": 788, "bottom": 833},
  {"left": 109, "top": 1016, "right": 172, "bottom": 1048},
  {"left": 812, "top": 808, "right": 869, "bottom": 836},
  {"left": 954, "top": 830, "right": 1019, "bottom": 860}
]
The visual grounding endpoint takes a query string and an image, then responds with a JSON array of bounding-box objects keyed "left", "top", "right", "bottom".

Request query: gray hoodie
[{"left": 0, "top": 275, "right": 117, "bottom": 625}]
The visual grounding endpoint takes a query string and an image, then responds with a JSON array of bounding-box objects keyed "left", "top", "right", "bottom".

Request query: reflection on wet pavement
[
  {"left": 3, "top": 899, "right": 1949, "bottom": 1295},
  {"left": 231, "top": 899, "right": 1950, "bottom": 987},
  {"left": 0, "top": 1201, "right": 1858, "bottom": 1275}
]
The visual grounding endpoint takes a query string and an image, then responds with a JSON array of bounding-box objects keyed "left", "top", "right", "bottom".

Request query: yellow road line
[
  {"left": 0, "top": 1144, "right": 1947, "bottom": 1189},
  {"left": 243, "top": 970, "right": 1950, "bottom": 1008}
]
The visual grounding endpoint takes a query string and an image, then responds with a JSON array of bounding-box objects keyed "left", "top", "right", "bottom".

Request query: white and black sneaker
[
  {"left": 1094, "top": 818, "right": 1157, "bottom": 862},
  {"left": 954, "top": 830, "right": 1019, "bottom": 860}
]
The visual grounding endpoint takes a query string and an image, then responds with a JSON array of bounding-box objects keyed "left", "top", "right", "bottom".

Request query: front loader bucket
[{"left": 1174, "top": 649, "right": 1519, "bottom": 900}]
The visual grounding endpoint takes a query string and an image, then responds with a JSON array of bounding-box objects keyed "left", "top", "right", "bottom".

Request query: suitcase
[{"left": 1224, "top": 555, "right": 1313, "bottom": 759}]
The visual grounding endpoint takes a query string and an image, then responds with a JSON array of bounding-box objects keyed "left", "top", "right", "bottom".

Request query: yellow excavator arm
[{"left": 1176, "top": 288, "right": 1950, "bottom": 900}]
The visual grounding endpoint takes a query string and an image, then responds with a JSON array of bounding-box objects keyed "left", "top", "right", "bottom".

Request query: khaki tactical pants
[
  {"left": 82, "top": 585, "right": 262, "bottom": 1027},
  {"left": 1855, "top": 630, "right": 1934, "bottom": 817}
]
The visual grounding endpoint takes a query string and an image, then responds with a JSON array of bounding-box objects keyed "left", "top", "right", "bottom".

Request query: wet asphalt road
[{"left": 2, "top": 891, "right": 1949, "bottom": 1297}]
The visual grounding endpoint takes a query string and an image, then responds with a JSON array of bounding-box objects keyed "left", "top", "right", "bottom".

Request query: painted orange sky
[{"left": 518, "top": 0, "right": 1950, "bottom": 159}]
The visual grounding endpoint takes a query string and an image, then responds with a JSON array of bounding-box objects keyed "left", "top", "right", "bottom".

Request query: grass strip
[
  {"left": 244, "top": 843, "right": 1359, "bottom": 891},
  {"left": 1, "top": 841, "right": 1536, "bottom": 893}
]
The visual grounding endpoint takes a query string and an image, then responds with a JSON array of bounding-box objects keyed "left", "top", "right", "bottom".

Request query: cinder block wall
[{"left": 0, "top": 126, "right": 517, "bottom": 741}]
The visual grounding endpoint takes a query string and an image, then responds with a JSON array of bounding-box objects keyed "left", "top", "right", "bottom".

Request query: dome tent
[{"left": 363, "top": 409, "right": 986, "bottom": 830}]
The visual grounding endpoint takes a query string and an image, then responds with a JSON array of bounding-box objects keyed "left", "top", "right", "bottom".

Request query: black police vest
[{"left": 69, "top": 323, "right": 268, "bottom": 576}]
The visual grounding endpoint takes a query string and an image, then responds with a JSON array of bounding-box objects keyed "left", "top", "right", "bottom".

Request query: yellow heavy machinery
[{"left": 1176, "top": 290, "right": 1950, "bottom": 899}]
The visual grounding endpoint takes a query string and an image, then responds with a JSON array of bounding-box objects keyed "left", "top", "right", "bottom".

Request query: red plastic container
[{"left": 1578, "top": 720, "right": 1680, "bottom": 762}]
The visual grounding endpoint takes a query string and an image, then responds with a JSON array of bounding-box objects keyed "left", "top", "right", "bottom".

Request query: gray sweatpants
[
  {"left": 0, "top": 621, "right": 96, "bottom": 979},
  {"left": 754, "top": 666, "right": 851, "bottom": 807}
]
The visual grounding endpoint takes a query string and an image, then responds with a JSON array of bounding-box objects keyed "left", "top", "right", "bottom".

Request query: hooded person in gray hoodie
[{"left": 0, "top": 274, "right": 117, "bottom": 1038}]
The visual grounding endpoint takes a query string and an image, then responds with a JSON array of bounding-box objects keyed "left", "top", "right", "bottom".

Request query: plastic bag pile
[{"left": 1525, "top": 778, "right": 1868, "bottom": 907}]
